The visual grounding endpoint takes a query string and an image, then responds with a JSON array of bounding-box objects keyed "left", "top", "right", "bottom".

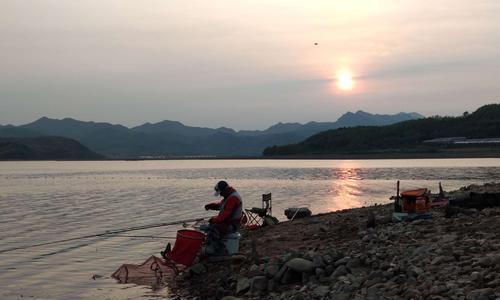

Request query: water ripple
[{"left": 0, "top": 159, "right": 499, "bottom": 299}]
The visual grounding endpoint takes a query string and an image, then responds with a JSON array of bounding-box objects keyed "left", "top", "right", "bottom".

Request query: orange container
[
  {"left": 415, "top": 197, "right": 429, "bottom": 213},
  {"left": 400, "top": 188, "right": 430, "bottom": 213}
]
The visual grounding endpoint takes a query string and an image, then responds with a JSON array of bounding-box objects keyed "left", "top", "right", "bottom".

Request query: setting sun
[{"left": 336, "top": 69, "right": 355, "bottom": 91}]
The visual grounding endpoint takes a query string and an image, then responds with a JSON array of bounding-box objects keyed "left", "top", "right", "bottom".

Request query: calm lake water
[{"left": 1, "top": 159, "right": 500, "bottom": 299}]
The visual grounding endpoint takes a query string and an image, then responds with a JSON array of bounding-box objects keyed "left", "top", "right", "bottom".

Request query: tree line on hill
[
  {"left": 263, "top": 104, "right": 500, "bottom": 156},
  {"left": 0, "top": 136, "right": 103, "bottom": 160}
]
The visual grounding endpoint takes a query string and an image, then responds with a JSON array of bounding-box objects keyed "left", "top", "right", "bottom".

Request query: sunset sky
[{"left": 1, "top": 0, "right": 499, "bottom": 129}]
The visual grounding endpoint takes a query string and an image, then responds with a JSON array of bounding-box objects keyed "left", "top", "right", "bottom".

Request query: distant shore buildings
[{"left": 423, "top": 137, "right": 500, "bottom": 145}]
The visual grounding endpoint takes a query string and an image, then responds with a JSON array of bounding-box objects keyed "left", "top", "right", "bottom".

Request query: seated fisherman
[{"left": 202, "top": 180, "right": 243, "bottom": 255}]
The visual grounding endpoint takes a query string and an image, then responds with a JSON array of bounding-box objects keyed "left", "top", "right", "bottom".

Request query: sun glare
[{"left": 336, "top": 69, "right": 354, "bottom": 91}]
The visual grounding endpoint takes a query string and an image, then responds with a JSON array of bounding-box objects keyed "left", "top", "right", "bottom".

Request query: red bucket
[{"left": 166, "top": 230, "right": 205, "bottom": 266}]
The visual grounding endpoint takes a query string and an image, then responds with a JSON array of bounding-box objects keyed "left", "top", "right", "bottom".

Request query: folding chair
[{"left": 245, "top": 193, "right": 272, "bottom": 227}]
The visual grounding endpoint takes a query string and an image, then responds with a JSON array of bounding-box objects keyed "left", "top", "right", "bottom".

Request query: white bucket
[{"left": 222, "top": 232, "right": 241, "bottom": 255}]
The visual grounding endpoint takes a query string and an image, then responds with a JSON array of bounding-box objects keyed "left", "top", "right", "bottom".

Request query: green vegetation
[
  {"left": 263, "top": 104, "right": 500, "bottom": 156},
  {"left": 0, "top": 136, "right": 103, "bottom": 160}
]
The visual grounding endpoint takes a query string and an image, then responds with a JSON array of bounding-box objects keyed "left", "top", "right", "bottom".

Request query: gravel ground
[{"left": 168, "top": 183, "right": 500, "bottom": 300}]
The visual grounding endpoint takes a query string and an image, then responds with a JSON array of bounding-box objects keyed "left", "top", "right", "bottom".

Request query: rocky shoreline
[{"left": 170, "top": 184, "right": 500, "bottom": 300}]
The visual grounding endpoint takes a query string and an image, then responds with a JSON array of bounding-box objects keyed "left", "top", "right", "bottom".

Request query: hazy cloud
[{"left": 1, "top": 0, "right": 499, "bottom": 129}]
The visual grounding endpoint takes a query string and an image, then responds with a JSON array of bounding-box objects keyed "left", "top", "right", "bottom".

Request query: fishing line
[{"left": 0, "top": 217, "right": 206, "bottom": 254}]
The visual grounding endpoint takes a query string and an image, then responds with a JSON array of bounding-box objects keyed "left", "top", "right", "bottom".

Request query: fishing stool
[{"left": 244, "top": 193, "right": 272, "bottom": 227}]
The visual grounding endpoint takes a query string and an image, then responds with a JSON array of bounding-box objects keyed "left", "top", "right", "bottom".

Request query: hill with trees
[
  {"left": 0, "top": 136, "right": 103, "bottom": 160},
  {"left": 263, "top": 104, "right": 500, "bottom": 156}
]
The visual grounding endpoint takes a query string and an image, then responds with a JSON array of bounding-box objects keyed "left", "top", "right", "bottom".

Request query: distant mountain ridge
[
  {"left": 132, "top": 120, "right": 233, "bottom": 136},
  {"left": 130, "top": 110, "right": 423, "bottom": 137},
  {"left": 0, "top": 124, "right": 40, "bottom": 138},
  {"left": 263, "top": 104, "right": 500, "bottom": 156},
  {"left": 0, "top": 110, "right": 423, "bottom": 157}
]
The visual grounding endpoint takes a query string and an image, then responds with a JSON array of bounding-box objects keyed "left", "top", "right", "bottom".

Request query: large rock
[
  {"left": 189, "top": 263, "right": 207, "bottom": 275},
  {"left": 313, "top": 255, "right": 326, "bottom": 268},
  {"left": 331, "top": 292, "right": 351, "bottom": 300},
  {"left": 286, "top": 258, "right": 314, "bottom": 273},
  {"left": 312, "top": 285, "right": 330, "bottom": 297},
  {"left": 281, "top": 267, "right": 301, "bottom": 284},
  {"left": 236, "top": 277, "right": 251, "bottom": 294},
  {"left": 366, "top": 283, "right": 384, "bottom": 298},
  {"left": 250, "top": 276, "right": 268, "bottom": 293},
  {"left": 346, "top": 257, "right": 360, "bottom": 269},
  {"left": 324, "top": 264, "right": 335, "bottom": 276},
  {"left": 440, "top": 234, "right": 458, "bottom": 243},
  {"left": 431, "top": 256, "right": 454, "bottom": 265},
  {"left": 364, "top": 270, "right": 385, "bottom": 287},
  {"left": 274, "top": 265, "right": 288, "bottom": 281},
  {"left": 470, "top": 271, "right": 482, "bottom": 282},
  {"left": 407, "top": 266, "right": 424, "bottom": 278},
  {"left": 477, "top": 257, "right": 493, "bottom": 267},
  {"left": 330, "top": 265, "right": 348, "bottom": 280},
  {"left": 334, "top": 257, "right": 351, "bottom": 266},
  {"left": 466, "top": 288, "right": 494, "bottom": 300},
  {"left": 267, "top": 279, "right": 277, "bottom": 292}
]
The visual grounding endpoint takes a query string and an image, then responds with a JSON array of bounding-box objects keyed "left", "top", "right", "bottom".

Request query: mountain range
[
  {"left": 263, "top": 104, "right": 500, "bottom": 156},
  {"left": 0, "top": 111, "right": 423, "bottom": 157}
]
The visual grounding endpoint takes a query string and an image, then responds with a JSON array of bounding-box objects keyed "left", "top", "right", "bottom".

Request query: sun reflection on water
[{"left": 324, "top": 162, "right": 367, "bottom": 211}]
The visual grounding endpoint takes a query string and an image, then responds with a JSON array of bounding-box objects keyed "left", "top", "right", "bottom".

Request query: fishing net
[
  {"left": 111, "top": 230, "right": 205, "bottom": 286},
  {"left": 111, "top": 255, "right": 176, "bottom": 286}
]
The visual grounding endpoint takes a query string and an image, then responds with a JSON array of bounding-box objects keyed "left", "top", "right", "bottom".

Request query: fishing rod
[
  {"left": 0, "top": 217, "right": 207, "bottom": 254},
  {"left": 109, "top": 234, "right": 178, "bottom": 239}
]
